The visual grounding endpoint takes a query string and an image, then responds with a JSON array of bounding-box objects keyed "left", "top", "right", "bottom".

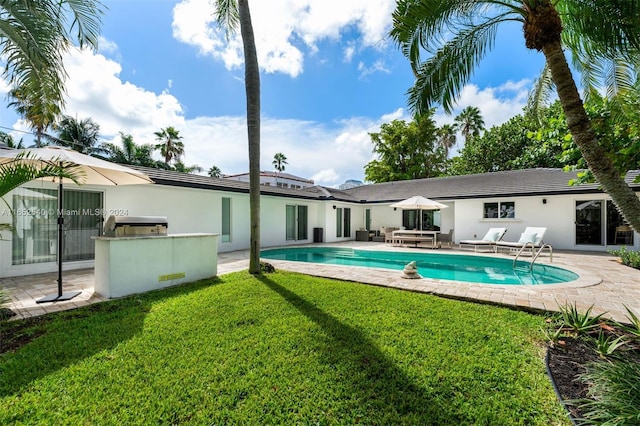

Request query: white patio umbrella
[
  {"left": 0, "top": 146, "right": 154, "bottom": 302},
  {"left": 390, "top": 195, "right": 448, "bottom": 230}
]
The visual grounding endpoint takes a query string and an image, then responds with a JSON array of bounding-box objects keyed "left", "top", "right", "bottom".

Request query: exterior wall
[
  {"left": 0, "top": 181, "right": 99, "bottom": 278},
  {"left": 454, "top": 194, "right": 639, "bottom": 251},
  {"left": 2, "top": 179, "right": 637, "bottom": 279}
]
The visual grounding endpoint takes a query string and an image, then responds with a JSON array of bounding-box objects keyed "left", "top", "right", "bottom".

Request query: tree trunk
[
  {"left": 239, "top": 0, "right": 261, "bottom": 274},
  {"left": 542, "top": 41, "right": 640, "bottom": 232}
]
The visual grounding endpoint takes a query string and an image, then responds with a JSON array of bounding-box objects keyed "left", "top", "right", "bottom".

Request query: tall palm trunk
[
  {"left": 525, "top": 2, "right": 640, "bottom": 232},
  {"left": 239, "top": 0, "right": 261, "bottom": 274},
  {"left": 542, "top": 42, "right": 640, "bottom": 232}
]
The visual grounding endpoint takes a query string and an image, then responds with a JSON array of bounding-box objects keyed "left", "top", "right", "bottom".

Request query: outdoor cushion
[
  {"left": 483, "top": 230, "right": 500, "bottom": 242},
  {"left": 517, "top": 232, "right": 538, "bottom": 244}
]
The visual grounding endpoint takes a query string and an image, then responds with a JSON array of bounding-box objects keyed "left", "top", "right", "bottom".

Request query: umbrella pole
[{"left": 36, "top": 174, "right": 81, "bottom": 303}]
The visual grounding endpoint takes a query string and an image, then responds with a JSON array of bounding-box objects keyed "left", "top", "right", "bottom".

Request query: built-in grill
[{"left": 103, "top": 215, "right": 168, "bottom": 237}]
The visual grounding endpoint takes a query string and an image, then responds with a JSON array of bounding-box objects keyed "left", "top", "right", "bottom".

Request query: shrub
[
  {"left": 0, "top": 289, "right": 14, "bottom": 322},
  {"left": 609, "top": 246, "right": 640, "bottom": 269},
  {"left": 576, "top": 359, "right": 640, "bottom": 425},
  {"left": 259, "top": 261, "right": 276, "bottom": 273},
  {"left": 558, "top": 303, "right": 605, "bottom": 335}
]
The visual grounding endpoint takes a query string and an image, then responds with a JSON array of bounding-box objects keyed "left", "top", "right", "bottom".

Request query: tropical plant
[
  {"left": 575, "top": 359, "right": 640, "bottom": 425},
  {"left": 172, "top": 161, "right": 203, "bottom": 174},
  {"left": 1, "top": 0, "right": 104, "bottom": 147},
  {"left": 45, "top": 115, "right": 105, "bottom": 156},
  {"left": 558, "top": 303, "right": 606, "bottom": 335},
  {"left": 0, "top": 152, "right": 81, "bottom": 238},
  {"left": 592, "top": 331, "right": 626, "bottom": 359},
  {"left": 454, "top": 106, "right": 484, "bottom": 145},
  {"left": 7, "top": 87, "right": 58, "bottom": 147},
  {"left": 618, "top": 305, "right": 640, "bottom": 341},
  {"left": 104, "top": 133, "right": 164, "bottom": 168},
  {"left": 0, "top": 288, "right": 10, "bottom": 319},
  {"left": 208, "top": 165, "right": 222, "bottom": 178},
  {"left": 447, "top": 108, "right": 566, "bottom": 175},
  {"left": 154, "top": 127, "right": 185, "bottom": 165},
  {"left": 0, "top": 131, "right": 24, "bottom": 148},
  {"left": 436, "top": 124, "right": 457, "bottom": 158},
  {"left": 609, "top": 246, "right": 640, "bottom": 270},
  {"left": 364, "top": 111, "right": 445, "bottom": 183},
  {"left": 272, "top": 152, "right": 287, "bottom": 172},
  {"left": 390, "top": 0, "right": 640, "bottom": 232},
  {"left": 215, "top": 0, "right": 261, "bottom": 274}
]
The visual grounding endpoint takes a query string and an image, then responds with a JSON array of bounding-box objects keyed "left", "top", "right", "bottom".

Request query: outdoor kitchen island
[{"left": 92, "top": 233, "right": 219, "bottom": 298}]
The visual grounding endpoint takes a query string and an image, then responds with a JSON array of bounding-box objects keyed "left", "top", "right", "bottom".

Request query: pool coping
[
  {"left": 261, "top": 244, "right": 601, "bottom": 290},
  {"left": 260, "top": 242, "right": 640, "bottom": 322}
]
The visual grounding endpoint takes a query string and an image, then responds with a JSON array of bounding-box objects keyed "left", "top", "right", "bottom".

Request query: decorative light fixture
[
  {"left": 542, "top": 198, "right": 547, "bottom": 204},
  {"left": 333, "top": 205, "right": 337, "bottom": 209}
]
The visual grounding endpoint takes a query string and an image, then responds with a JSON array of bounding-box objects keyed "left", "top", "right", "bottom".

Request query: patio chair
[
  {"left": 614, "top": 225, "right": 633, "bottom": 245},
  {"left": 496, "top": 227, "right": 547, "bottom": 255},
  {"left": 459, "top": 227, "right": 507, "bottom": 252},
  {"left": 437, "top": 229, "right": 454, "bottom": 248}
]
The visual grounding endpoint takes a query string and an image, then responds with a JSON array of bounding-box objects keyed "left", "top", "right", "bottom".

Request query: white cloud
[
  {"left": 357, "top": 59, "right": 390, "bottom": 78},
  {"left": 171, "top": 0, "right": 396, "bottom": 77},
  {"left": 432, "top": 80, "right": 531, "bottom": 156},
  {"left": 2, "top": 46, "right": 532, "bottom": 187},
  {"left": 63, "top": 48, "right": 186, "bottom": 141}
]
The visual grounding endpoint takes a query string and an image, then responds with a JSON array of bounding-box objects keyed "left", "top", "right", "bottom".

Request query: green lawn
[{"left": 1, "top": 271, "right": 569, "bottom": 424}]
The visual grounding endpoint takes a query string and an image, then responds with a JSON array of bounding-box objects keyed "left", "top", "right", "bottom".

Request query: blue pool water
[{"left": 260, "top": 247, "right": 579, "bottom": 285}]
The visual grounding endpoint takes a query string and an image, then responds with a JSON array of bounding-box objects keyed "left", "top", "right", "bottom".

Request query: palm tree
[
  {"left": 46, "top": 115, "right": 104, "bottom": 156},
  {"left": 208, "top": 165, "right": 222, "bottom": 178},
  {"left": 104, "top": 133, "right": 160, "bottom": 168},
  {"left": 154, "top": 127, "right": 184, "bottom": 165},
  {"left": 173, "top": 161, "right": 203, "bottom": 174},
  {"left": 1, "top": 1, "right": 104, "bottom": 146},
  {"left": 7, "top": 87, "right": 58, "bottom": 147},
  {"left": 454, "top": 107, "right": 484, "bottom": 146},
  {"left": 390, "top": 0, "right": 640, "bottom": 231},
  {"left": 0, "top": 132, "right": 24, "bottom": 149},
  {"left": 436, "top": 124, "right": 457, "bottom": 157},
  {"left": 215, "top": 0, "right": 261, "bottom": 274},
  {"left": 272, "top": 152, "right": 287, "bottom": 172}
]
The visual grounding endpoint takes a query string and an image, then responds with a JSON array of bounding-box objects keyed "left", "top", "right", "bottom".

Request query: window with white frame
[{"left": 483, "top": 201, "right": 515, "bottom": 219}]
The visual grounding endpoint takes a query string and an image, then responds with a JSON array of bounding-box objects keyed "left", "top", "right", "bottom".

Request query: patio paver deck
[{"left": 2, "top": 242, "right": 639, "bottom": 323}]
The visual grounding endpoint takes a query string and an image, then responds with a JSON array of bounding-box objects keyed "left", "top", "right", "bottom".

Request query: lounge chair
[
  {"left": 459, "top": 227, "right": 507, "bottom": 252},
  {"left": 437, "top": 229, "right": 454, "bottom": 248},
  {"left": 496, "top": 227, "right": 547, "bottom": 255}
]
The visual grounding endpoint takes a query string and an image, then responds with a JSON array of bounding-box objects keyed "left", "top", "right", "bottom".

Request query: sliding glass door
[
  {"left": 575, "top": 199, "right": 633, "bottom": 246},
  {"left": 12, "top": 188, "right": 103, "bottom": 265}
]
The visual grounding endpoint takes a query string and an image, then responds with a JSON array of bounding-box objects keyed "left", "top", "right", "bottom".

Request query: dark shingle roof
[
  {"left": 344, "top": 168, "right": 640, "bottom": 203},
  {"left": 130, "top": 166, "right": 640, "bottom": 205},
  {"left": 129, "top": 166, "right": 324, "bottom": 200}
]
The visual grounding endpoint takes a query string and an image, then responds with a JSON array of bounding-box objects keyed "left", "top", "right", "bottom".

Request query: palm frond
[
  {"left": 559, "top": 0, "right": 640, "bottom": 59},
  {"left": 526, "top": 63, "right": 555, "bottom": 123},
  {"left": 61, "top": 0, "right": 105, "bottom": 49},
  {"left": 406, "top": 14, "right": 511, "bottom": 114},
  {"left": 391, "top": 0, "right": 494, "bottom": 71},
  {"left": 0, "top": 153, "right": 84, "bottom": 199},
  {"left": 213, "top": 0, "right": 240, "bottom": 39}
]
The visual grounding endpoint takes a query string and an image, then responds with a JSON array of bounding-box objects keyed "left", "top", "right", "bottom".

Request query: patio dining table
[{"left": 390, "top": 230, "right": 440, "bottom": 248}]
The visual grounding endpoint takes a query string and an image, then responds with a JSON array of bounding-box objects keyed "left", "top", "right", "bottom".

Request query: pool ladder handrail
[{"left": 513, "top": 242, "right": 553, "bottom": 270}]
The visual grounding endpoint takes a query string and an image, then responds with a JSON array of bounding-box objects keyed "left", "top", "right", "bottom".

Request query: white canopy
[{"left": 390, "top": 195, "right": 448, "bottom": 210}]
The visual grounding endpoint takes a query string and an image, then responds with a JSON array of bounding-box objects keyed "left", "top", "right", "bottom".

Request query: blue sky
[{"left": 1, "top": 0, "right": 547, "bottom": 187}]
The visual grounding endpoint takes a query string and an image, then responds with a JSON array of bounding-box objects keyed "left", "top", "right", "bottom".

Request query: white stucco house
[{"left": 1, "top": 167, "right": 638, "bottom": 278}]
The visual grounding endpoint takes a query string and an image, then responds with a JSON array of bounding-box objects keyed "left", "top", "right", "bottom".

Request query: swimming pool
[{"left": 260, "top": 247, "right": 579, "bottom": 285}]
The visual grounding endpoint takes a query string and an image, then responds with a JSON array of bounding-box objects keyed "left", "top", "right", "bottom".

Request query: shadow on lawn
[
  {"left": 0, "top": 277, "right": 221, "bottom": 397},
  {"left": 259, "top": 275, "right": 456, "bottom": 423}
]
